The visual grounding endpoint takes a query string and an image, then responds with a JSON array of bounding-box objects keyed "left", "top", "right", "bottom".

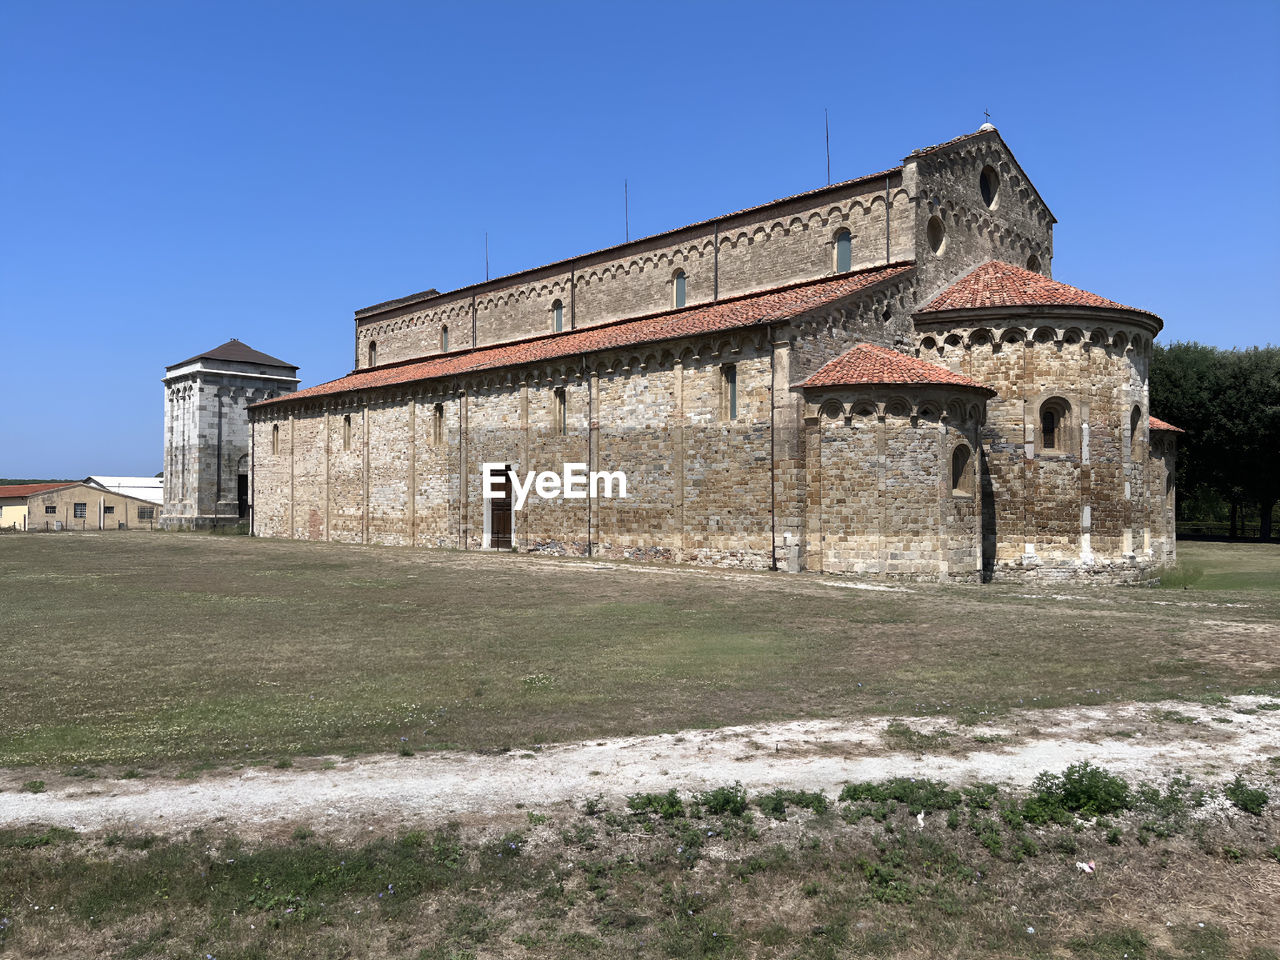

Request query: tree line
[{"left": 1150, "top": 343, "right": 1279, "bottom": 541}]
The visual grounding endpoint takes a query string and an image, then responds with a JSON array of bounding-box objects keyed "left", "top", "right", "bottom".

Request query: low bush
[
  {"left": 696, "top": 783, "right": 749, "bottom": 817},
  {"left": 839, "top": 778, "right": 962, "bottom": 815},
  {"left": 628, "top": 789, "right": 685, "bottom": 820},
  {"left": 755, "top": 789, "right": 827, "bottom": 820},
  {"left": 1022, "top": 762, "right": 1131, "bottom": 823},
  {"left": 1224, "top": 775, "right": 1268, "bottom": 815}
]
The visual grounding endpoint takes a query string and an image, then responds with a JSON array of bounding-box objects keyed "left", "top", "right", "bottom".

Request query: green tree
[{"left": 1151, "top": 342, "right": 1279, "bottom": 540}]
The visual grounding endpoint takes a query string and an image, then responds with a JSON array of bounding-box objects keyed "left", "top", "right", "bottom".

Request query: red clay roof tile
[
  {"left": 255, "top": 263, "right": 915, "bottom": 408},
  {"left": 802, "top": 342, "right": 995, "bottom": 392},
  {"left": 919, "top": 261, "right": 1156, "bottom": 317},
  {"left": 0, "top": 483, "right": 76, "bottom": 498},
  {"left": 1148, "top": 415, "right": 1184, "bottom": 433}
]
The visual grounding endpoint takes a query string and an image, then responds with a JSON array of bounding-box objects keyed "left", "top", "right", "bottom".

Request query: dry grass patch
[{"left": 1, "top": 536, "right": 1278, "bottom": 771}]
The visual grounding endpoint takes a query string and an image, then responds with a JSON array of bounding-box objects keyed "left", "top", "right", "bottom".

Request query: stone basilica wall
[
  {"left": 915, "top": 312, "right": 1172, "bottom": 582},
  {"left": 354, "top": 174, "right": 915, "bottom": 370},
  {"left": 249, "top": 129, "right": 1176, "bottom": 584},
  {"left": 353, "top": 129, "right": 1056, "bottom": 380},
  {"left": 252, "top": 331, "right": 784, "bottom": 569},
  {"left": 803, "top": 390, "right": 986, "bottom": 581}
]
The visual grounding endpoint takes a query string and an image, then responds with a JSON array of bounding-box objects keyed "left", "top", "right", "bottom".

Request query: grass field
[
  {"left": 1, "top": 535, "right": 1278, "bottom": 772},
  {"left": 2, "top": 535, "right": 1278, "bottom": 958}
]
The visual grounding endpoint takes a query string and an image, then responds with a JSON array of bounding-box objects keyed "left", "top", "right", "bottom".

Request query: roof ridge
[{"left": 256, "top": 263, "right": 917, "bottom": 409}]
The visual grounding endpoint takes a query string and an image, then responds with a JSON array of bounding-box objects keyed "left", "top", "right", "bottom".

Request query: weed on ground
[{"left": 0, "top": 768, "right": 1275, "bottom": 958}]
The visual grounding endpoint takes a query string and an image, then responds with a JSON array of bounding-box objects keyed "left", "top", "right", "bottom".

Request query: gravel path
[{"left": 2, "top": 696, "right": 1276, "bottom": 838}]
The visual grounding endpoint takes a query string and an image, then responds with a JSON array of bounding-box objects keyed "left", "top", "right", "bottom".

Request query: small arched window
[
  {"left": 433, "top": 403, "right": 444, "bottom": 445},
  {"left": 951, "top": 445, "right": 974, "bottom": 496},
  {"left": 552, "top": 299, "right": 564, "bottom": 333},
  {"left": 1038, "top": 397, "right": 1072, "bottom": 455},
  {"left": 673, "top": 269, "right": 687, "bottom": 308},
  {"left": 441, "top": 325, "right": 449, "bottom": 353},
  {"left": 343, "top": 414, "right": 352, "bottom": 451},
  {"left": 368, "top": 340, "right": 377, "bottom": 367},
  {"left": 834, "top": 228, "right": 852, "bottom": 273},
  {"left": 271, "top": 423, "right": 280, "bottom": 455},
  {"left": 1042, "top": 409, "right": 1058, "bottom": 450}
]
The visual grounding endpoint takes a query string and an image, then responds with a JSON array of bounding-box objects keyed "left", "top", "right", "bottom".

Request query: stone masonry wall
[
  {"left": 355, "top": 175, "right": 915, "bottom": 369},
  {"left": 907, "top": 134, "right": 1055, "bottom": 309},
  {"left": 253, "top": 333, "right": 781, "bottom": 570},
  {"left": 803, "top": 391, "right": 983, "bottom": 581},
  {"left": 163, "top": 359, "right": 296, "bottom": 529},
  {"left": 916, "top": 314, "right": 1161, "bottom": 582}
]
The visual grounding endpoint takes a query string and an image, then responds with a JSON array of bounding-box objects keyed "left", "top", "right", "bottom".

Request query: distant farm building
[{"left": 0, "top": 482, "right": 161, "bottom": 531}]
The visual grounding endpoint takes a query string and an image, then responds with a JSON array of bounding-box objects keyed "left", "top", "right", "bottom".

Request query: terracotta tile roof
[
  {"left": 802, "top": 342, "right": 995, "bottom": 393},
  {"left": 168, "top": 339, "right": 296, "bottom": 371},
  {"left": 1149, "top": 415, "right": 1184, "bottom": 433},
  {"left": 918, "top": 261, "right": 1156, "bottom": 317},
  {"left": 255, "top": 263, "right": 915, "bottom": 408},
  {"left": 0, "top": 483, "right": 75, "bottom": 498}
]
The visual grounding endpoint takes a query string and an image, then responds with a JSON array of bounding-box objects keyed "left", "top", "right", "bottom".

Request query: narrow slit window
[
  {"left": 343, "top": 414, "right": 352, "bottom": 451},
  {"left": 552, "top": 299, "right": 564, "bottom": 333},
  {"left": 368, "top": 340, "right": 377, "bottom": 367},
  {"left": 441, "top": 325, "right": 449, "bottom": 352},
  {"left": 722, "top": 364, "right": 738, "bottom": 420},
  {"left": 674, "top": 269, "right": 687, "bottom": 308},
  {"left": 951, "top": 445, "right": 973, "bottom": 496},
  {"left": 835, "top": 229, "right": 852, "bottom": 273},
  {"left": 554, "top": 387, "right": 567, "bottom": 435},
  {"left": 433, "top": 403, "right": 444, "bottom": 445},
  {"left": 272, "top": 423, "right": 280, "bottom": 455}
]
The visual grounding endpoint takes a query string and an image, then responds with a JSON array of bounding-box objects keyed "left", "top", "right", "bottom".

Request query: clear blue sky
[{"left": 2, "top": 1, "right": 1277, "bottom": 478}]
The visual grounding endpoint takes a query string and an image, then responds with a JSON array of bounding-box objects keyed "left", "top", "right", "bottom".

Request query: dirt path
[{"left": 2, "top": 696, "right": 1276, "bottom": 839}]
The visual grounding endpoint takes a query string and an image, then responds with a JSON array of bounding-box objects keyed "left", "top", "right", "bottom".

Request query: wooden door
[{"left": 490, "top": 466, "right": 513, "bottom": 549}]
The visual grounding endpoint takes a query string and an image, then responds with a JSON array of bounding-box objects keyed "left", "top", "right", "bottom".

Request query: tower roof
[
  {"left": 801, "top": 342, "right": 995, "bottom": 392},
  {"left": 918, "top": 261, "right": 1157, "bottom": 319},
  {"left": 167, "top": 339, "right": 296, "bottom": 371}
]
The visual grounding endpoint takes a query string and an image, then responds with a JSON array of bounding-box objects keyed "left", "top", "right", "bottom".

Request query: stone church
[{"left": 248, "top": 125, "right": 1180, "bottom": 582}]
